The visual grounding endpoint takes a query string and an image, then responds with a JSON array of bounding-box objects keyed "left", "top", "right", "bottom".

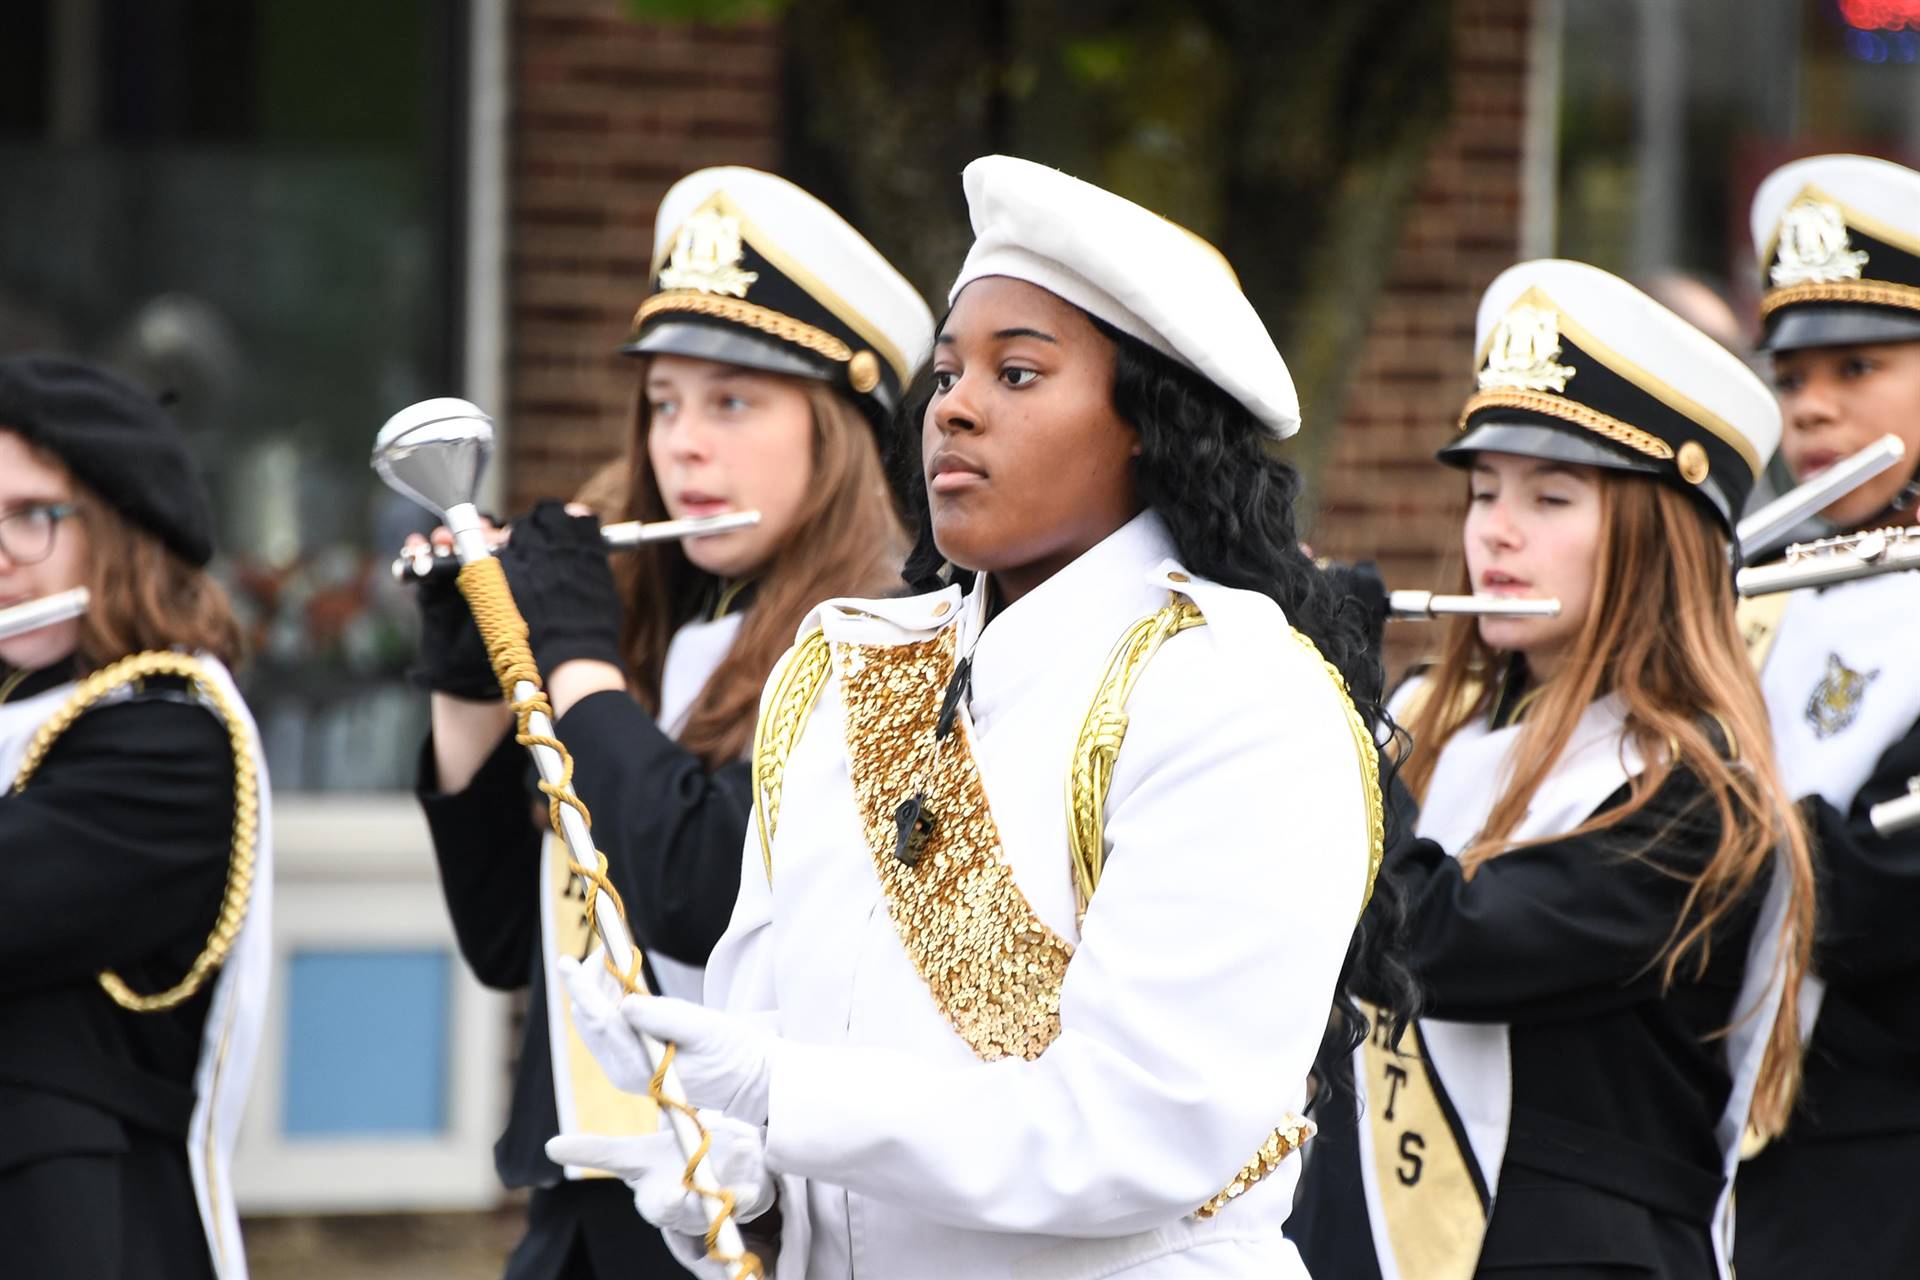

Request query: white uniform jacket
[{"left": 703, "top": 512, "right": 1374, "bottom": 1278}]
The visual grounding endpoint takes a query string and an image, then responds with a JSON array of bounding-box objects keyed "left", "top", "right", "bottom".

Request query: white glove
[
  {"left": 560, "top": 948, "right": 779, "bottom": 1124},
  {"left": 545, "top": 1111, "right": 776, "bottom": 1235},
  {"left": 558, "top": 949, "right": 657, "bottom": 1095}
]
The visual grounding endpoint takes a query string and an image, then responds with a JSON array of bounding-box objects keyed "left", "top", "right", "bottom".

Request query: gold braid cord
[
  {"left": 10, "top": 651, "right": 259, "bottom": 1013},
  {"left": 1457, "top": 389, "right": 1676, "bottom": 462},
  {"left": 455, "top": 557, "right": 763, "bottom": 1279},
  {"left": 1761, "top": 278, "right": 1920, "bottom": 319},
  {"left": 632, "top": 291, "right": 854, "bottom": 363},
  {"left": 751, "top": 628, "right": 831, "bottom": 883}
]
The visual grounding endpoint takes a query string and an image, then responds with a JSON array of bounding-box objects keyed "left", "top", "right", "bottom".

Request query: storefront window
[{"left": 0, "top": 0, "right": 461, "bottom": 789}]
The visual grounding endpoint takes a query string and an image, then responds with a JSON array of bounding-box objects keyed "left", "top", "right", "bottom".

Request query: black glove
[
  {"left": 498, "top": 500, "right": 624, "bottom": 679},
  {"left": 408, "top": 542, "right": 501, "bottom": 701},
  {"left": 1323, "top": 558, "right": 1391, "bottom": 661}
]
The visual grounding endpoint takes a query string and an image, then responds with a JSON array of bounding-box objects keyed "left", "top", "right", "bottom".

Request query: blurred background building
[{"left": 0, "top": 0, "right": 1914, "bottom": 1274}]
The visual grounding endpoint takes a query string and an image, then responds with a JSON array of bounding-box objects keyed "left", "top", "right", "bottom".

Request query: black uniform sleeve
[
  {"left": 1379, "top": 769, "right": 1723, "bottom": 1024},
  {"left": 417, "top": 727, "right": 543, "bottom": 991},
  {"left": 0, "top": 695, "right": 230, "bottom": 994},
  {"left": 1803, "top": 712, "right": 1920, "bottom": 984},
  {"left": 556, "top": 690, "right": 751, "bottom": 965}
]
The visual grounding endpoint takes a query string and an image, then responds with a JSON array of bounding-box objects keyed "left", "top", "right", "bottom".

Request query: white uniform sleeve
[{"left": 761, "top": 628, "right": 1371, "bottom": 1237}]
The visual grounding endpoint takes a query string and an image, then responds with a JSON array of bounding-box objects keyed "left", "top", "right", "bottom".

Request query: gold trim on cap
[
  {"left": 848, "top": 350, "right": 882, "bottom": 394},
  {"left": 631, "top": 291, "right": 854, "bottom": 364},
  {"left": 1475, "top": 286, "right": 1760, "bottom": 475},
  {"left": 1458, "top": 389, "right": 1676, "bottom": 462},
  {"left": 1677, "top": 440, "right": 1710, "bottom": 485},
  {"left": 1759, "top": 278, "right": 1920, "bottom": 319}
]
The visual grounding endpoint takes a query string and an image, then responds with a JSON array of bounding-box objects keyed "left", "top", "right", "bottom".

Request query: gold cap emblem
[
  {"left": 1771, "top": 198, "right": 1870, "bottom": 288},
  {"left": 1676, "top": 440, "right": 1710, "bottom": 485},
  {"left": 1478, "top": 304, "right": 1576, "bottom": 394},
  {"left": 848, "top": 350, "right": 882, "bottom": 394},
  {"left": 658, "top": 202, "right": 760, "bottom": 299}
]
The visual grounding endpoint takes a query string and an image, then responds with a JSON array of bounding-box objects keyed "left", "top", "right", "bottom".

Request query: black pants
[
  {"left": 0, "top": 1126, "right": 214, "bottom": 1280},
  {"left": 506, "top": 1178, "right": 695, "bottom": 1280}
]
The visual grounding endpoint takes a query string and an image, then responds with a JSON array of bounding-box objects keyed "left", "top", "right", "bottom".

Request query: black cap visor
[
  {"left": 621, "top": 317, "right": 839, "bottom": 384},
  {"left": 1761, "top": 303, "right": 1920, "bottom": 353},
  {"left": 1437, "top": 418, "right": 1665, "bottom": 477}
]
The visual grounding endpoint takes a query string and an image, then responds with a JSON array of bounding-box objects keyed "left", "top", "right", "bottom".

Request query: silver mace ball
[{"left": 372, "top": 397, "right": 496, "bottom": 563}]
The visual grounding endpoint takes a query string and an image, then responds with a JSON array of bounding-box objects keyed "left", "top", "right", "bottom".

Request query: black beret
[{"left": 0, "top": 356, "right": 215, "bottom": 566}]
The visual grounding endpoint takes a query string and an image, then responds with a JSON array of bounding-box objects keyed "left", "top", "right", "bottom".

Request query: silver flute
[
  {"left": 1871, "top": 779, "right": 1920, "bottom": 838},
  {"left": 1734, "top": 524, "right": 1920, "bottom": 597},
  {"left": 1389, "top": 590, "right": 1562, "bottom": 619},
  {"left": 1736, "top": 433, "right": 1906, "bottom": 557},
  {"left": 0, "top": 587, "right": 89, "bottom": 642},
  {"left": 390, "top": 510, "right": 761, "bottom": 583}
]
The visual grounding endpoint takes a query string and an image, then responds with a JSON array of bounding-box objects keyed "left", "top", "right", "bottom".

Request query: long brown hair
[
  {"left": 72, "top": 474, "right": 243, "bottom": 669},
  {"left": 609, "top": 373, "right": 908, "bottom": 767},
  {"left": 1400, "top": 471, "right": 1815, "bottom": 1137}
]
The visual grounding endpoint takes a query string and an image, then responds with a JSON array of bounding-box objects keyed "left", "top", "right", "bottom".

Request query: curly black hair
[{"left": 892, "top": 310, "right": 1421, "bottom": 1074}]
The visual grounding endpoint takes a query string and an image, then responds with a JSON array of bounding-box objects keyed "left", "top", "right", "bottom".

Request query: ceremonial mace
[
  {"left": 372, "top": 399, "right": 762, "bottom": 1278},
  {"left": 0, "top": 587, "right": 89, "bottom": 642}
]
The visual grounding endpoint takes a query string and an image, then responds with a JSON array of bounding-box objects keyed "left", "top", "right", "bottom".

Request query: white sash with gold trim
[
  {"left": 0, "top": 657, "right": 272, "bottom": 1280},
  {"left": 543, "top": 613, "right": 739, "bottom": 1176},
  {"left": 1356, "top": 687, "right": 1640, "bottom": 1280}
]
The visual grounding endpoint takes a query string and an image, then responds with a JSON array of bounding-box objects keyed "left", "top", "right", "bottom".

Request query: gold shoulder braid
[
  {"left": 751, "top": 628, "right": 831, "bottom": 882},
  {"left": 1067, "top": 600, "right": 1206, "bottom": 919},
  {"left": 11, "top": 652, "right": 260, "bottom": 1013}
]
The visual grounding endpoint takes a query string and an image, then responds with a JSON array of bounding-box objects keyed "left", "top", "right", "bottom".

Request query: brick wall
[
  {"left": 504, "top": 0, "right": 782, "bottom": 512},
  {"left": 1309, "top": 0, "right": 1532, "bottom": 677}
]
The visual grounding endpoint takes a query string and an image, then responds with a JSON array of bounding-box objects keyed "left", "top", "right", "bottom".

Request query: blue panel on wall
[{"left": 283, "top": 948, "right": 452, "bottom": 1137}]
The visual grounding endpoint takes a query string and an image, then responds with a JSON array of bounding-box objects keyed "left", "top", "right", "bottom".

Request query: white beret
[
  {"left": 1446, "top": 259, "right": 1779, "bottom": 532},
  {"left": 628, "top": 167, "right": 935, "bottom": 415},
  {"left": 1748, "top": 154, "right": 1920, "bottom": 351},
  {"left": 948, "top": 155, "right": 1301, "bottom": 439}
]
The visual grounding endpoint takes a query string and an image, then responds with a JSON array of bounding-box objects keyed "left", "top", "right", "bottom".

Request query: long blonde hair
[
  {"left": 1401, "top": 471, "right": 1815, "bottom": 1137},
  {"left": 608, "top": 374, "right": 907, "bottom": 767}
]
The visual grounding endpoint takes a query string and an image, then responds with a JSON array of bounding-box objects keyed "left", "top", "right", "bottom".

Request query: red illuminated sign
[{"left": 1840, "top": 0, "right": 1920, "bottom": 30}]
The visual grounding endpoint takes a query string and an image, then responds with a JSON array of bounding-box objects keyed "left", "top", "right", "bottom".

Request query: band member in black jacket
[
  {"left": 1734, "top": 154, "right": 1920, "bottom": 1280},
  {"left": 0, "top": 357, "right": 268, "bottom": 1280},
  {"left": 1289, "top": 261, "right": 1815, "bottom": 1279},
  {"left": 410, "top": 167, "right": 931, "bottom": 1280}
]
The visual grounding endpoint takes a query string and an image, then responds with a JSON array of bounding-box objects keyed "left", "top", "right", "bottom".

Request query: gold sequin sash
[{"left": 836, "top": 625, "right": 1074, "bottom": 1061}]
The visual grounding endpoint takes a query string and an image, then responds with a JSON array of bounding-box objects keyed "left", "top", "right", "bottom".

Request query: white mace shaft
[
  {"left": 0, "top": 587, "right": 90, "bottom": 642},
  {"left": 442, "top": 502, "right": 751, "bottom": 1265}
]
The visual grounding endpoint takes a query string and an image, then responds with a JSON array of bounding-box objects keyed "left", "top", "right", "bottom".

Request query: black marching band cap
[
  {"left": 1438, "top": 259, "right": 1781, "bottom": 536},
  {"left": 1751, "top": 154, "right": 1920, "bottom": 353},
  {"left": 622, "top": 167, "right": 934, "bottom": 425},
  {"left": 0, "top": 355, "right": 215, "bottom": 566}
]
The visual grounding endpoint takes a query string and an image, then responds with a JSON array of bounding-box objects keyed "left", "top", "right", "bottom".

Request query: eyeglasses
[{"left": 0, "top": 503, "right": 78, "bottom": 566}]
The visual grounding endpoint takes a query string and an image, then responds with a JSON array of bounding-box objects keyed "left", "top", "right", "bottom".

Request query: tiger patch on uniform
[{"left": 1806, "top": 652, "right": 1880, "bottom": 739}]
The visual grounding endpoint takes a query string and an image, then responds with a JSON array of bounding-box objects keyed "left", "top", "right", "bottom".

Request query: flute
[
  {"left": 1389, "top": 590, "right": 1561, "bottom": 619},
  {"left": 390, "top": 510, "right": 762, "bottom": 584},
  {"left": 1871, "top": 779, "right": 1920, "bottom": 838},
  {"left": 372, "top": 397, "right": 760, "bottom": 1277},
  {"left": 0, "top": 587, "right": 90, "bottom": 642},
  {"left": 1736, "top": 433, "right": 1906, "bottom": 557},
  {"left": 1735, "top": 524, "right": 1920, "bottom": 597}
]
